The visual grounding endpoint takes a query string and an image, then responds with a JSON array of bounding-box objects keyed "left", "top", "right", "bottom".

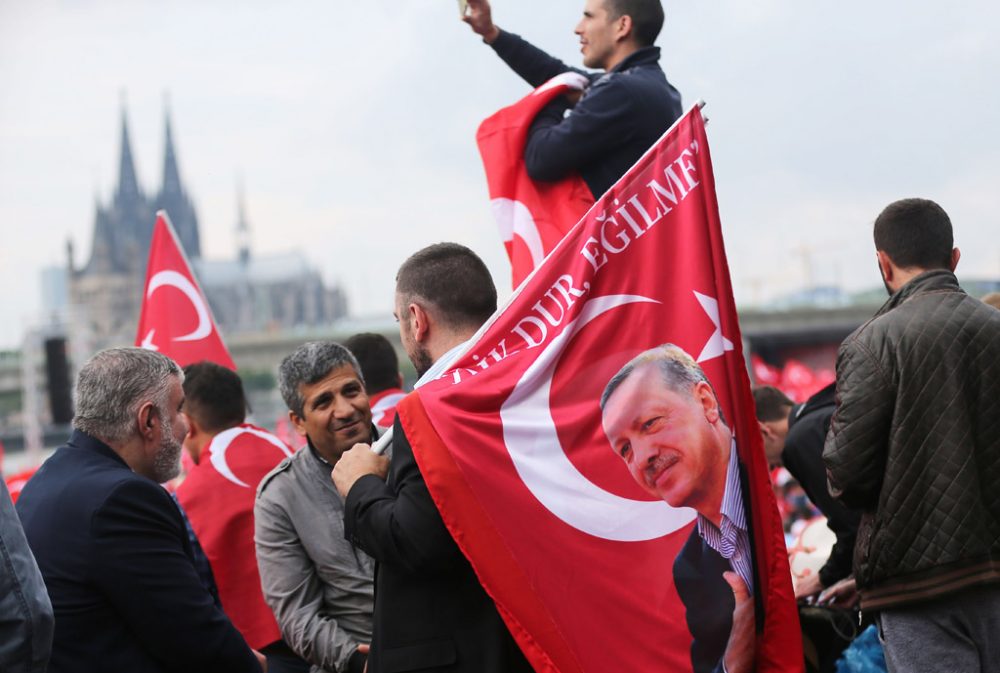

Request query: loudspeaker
[{"left": 44, "top": 337, "right": 73, "bottom": 424}]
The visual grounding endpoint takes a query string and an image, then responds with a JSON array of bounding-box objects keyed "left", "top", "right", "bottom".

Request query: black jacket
[
  {"left": 491, "top": 30, "right": 683, "bottom": 199},
  {"left": 823, "top": 271, "right": 1000, "bottom": 610},
  {"left": 783, "top": 383, "right": 859, "bottom": 588},
  {"left": 344, "top": 417, "right": 531, "bottom": 673},
  {"left": 673, "top": 530, "right": 734, "bottom": 673},
  {"left": 15, "top": 430, "right": 260, "bottom": 673}
]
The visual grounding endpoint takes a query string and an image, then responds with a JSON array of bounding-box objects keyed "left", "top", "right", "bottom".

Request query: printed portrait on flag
[
  {"left": 400, "top": 106, "right": 800, "bottom": 673},
  {"left": 600, "top": 344, "right": 754, "bottom": 673}
]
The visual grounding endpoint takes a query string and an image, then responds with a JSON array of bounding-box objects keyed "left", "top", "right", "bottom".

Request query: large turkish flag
[
  {"left": 476, "top": 73, "right": 595, "bottom": 289},
  {"left": 135, "top": 211, "right": 236, "bottom": 370},
  {"left": 400, "top": 106, "right": 800, "bottom": 672}
]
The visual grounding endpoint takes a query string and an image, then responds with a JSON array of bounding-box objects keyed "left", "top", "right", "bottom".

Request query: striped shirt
[{"left": 696, "top": 440, "right": 754, "bottom": 595}]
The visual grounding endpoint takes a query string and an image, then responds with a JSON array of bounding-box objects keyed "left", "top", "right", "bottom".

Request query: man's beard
[
  {"left": 151, "top": 431, "right": 183, "bottom": 483},
  {"left": 412, "top": 345, "right": 434, "bottom": 378}
]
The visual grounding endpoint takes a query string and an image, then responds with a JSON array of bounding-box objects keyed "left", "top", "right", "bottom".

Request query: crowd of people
[{"left": 2, "top": 1, "right": 999, "bottom": 672}]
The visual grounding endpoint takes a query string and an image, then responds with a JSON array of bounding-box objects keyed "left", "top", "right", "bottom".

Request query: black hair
[
  {"left": 605, "top": 0, "right": 664, "bottom": 47},
  {"left": 396, "top": 242, "right": 497, "bottom": 331},
  {"left": 752, "top": 385, "right": 794, "bottom": 423},
  {"left": 182, "top": 361, "right": 248, "bottom": 433},
  {"left": 873, "top": 198, "right": 954, "bottom": 271},
  {"left": 344, "top": 332, "right": 400, "bottom": 394}
]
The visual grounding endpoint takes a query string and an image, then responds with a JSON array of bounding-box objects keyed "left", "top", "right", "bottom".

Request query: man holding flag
[
  {"left": 464, "top": 0, "right": 682, "bottom": 199},
  {"left": 333, "top": 244, "right": 532, "bottom": 673}
]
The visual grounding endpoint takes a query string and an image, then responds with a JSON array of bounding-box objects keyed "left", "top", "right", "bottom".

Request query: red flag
[
  {"left": 175, "top": 423, "right": 293, "bottom": 649},
  {"left": 400, "top": 106, "right": 801, "bottom": 672},
  {"left": 369, "top": 387, "right": 405, "bottom": 429},
  {"left": 136, "top": 211, "right": 236, "bottom": 369},
  {"left": 5, "top": 466, "right": 39, "bottom": 504},
  {"left": 476, "top": 74, "right": 596, "bottom": 288}
]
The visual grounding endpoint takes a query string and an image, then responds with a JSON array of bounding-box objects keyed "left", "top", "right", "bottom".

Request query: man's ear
[
  {"left": 876, "top": 250, "right": 894, "bottom": 284},
  {"left": 137, "top": 401, "right": 158, "bottom": 440},
  {"left": 615, "top": 13, "right": 633, "bottom": 42},
  {"left": 950, "top": 247, "right": 961, "bottom": 272},
  {"left": 410, "top": 303, "right": 431, "bottom": 344},
  {"left": 695, "top": 381, "right": 721, "bottom": 424},
  {"left": 288, "top": 409, "right": 308, "bottom": 437}
]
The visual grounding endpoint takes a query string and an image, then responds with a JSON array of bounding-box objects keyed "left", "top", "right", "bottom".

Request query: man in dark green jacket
[{"left": 823, "top": 198, "right": 1000, "bottom": 673}]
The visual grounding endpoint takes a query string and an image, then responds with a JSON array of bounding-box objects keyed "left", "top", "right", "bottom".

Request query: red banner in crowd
[
  {"left": 175, "top": 424, "right": 293, "bottom": 649},
  {"left": 135, "top": 211, "right": 236, "bottom": 369},
  {"left": 399, "top": 106, "right": 801, "bottom": 672},
  {"left": 476, "top": 73, "right": 595, "bottom": 289},
  {"left": 4, "top": 466, "right": 39, "bottom": 504}
]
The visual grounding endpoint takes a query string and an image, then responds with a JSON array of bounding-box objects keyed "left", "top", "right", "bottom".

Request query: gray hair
[
  {"left": 73, "top": 347, "right": 182, "bottom": 444},
  {"left": 600, "top": 343, "right": 708, "bottom": 411},
  {"left": 278, "top": 341, "right": 362, "bottom": 418}
]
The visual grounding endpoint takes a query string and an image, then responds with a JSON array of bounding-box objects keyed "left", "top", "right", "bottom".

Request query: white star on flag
[{"left": 694, "top": 291, "right": 734, "bottom": 362}]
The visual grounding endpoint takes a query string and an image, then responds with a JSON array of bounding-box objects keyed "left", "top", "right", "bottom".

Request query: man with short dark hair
[
  {"left": 464, "top": 0, "right": 682, "bottom": 198},
  {"left": 255, "top": 342, "right": 379, "bottom": 673},
  {"left": 752, "top": 384, "right": 859, "bottom": 601},
  {"left": 16, "top": 348, "right": 263, "bottom": 673},
  {"left": 824, "top": 198, "right": 1000, "bottom": 672},
  {"left": 344, "top": 333, "right": 405, "bottom": 429},
  {"left": 174, "top": 362, "right": 302, "bottom": 672},
  {"left": 332, "top": 243, "right": 531, "bottom": 673},
  {"left": 601, "top": 343, "right": 754, "bottom": 673}
]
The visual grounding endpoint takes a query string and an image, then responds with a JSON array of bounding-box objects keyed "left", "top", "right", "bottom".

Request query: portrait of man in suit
[{"left": 600, "top": 343, "right": 755, "bottom": 673}]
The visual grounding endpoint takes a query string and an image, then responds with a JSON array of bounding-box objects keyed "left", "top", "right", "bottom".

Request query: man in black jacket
[
  {"left": 332, "top": 244, "right": 531, "bottom": 673},
  {"left": 753, "top": 383, "right": 859, "bottom": 602},
  {"left": 823, "top": 199, "right": 1000, "bottom": 672},
  {"left": 463, "top": 0, "right": 682, "bottom": 199},
  {"left": 16, "top": 348, "right": 263, "bottom": 673}
]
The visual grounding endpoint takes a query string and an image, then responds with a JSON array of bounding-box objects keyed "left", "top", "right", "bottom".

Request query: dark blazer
[
  {"left": 673, "top": 529, "right": 735, "bottom": 673},
  {"left": 344, "top": 417, "right": 532, "bottom": 673},
  {"left": 15, "top": 430, "right": 261, "bottom": 673}
]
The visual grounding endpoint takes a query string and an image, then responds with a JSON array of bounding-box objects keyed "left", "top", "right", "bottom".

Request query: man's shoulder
[{"left": 255, "top": 448, "right": 307, "bottom": 501}]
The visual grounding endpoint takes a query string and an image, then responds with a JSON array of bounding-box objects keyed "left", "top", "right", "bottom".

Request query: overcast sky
[{"left": 1, "top": 0, "right": 998, "bottom": 349}]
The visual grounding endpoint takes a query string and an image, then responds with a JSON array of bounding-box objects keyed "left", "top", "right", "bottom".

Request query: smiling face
[
  {"left": 602, "top": 363, "right": 728, "bottom": 513},
  {"left": 575, "top": 0, "right": 620, "bottom": 70},
  {"left": 290, "top": 363, "right": 372, "bottom": 463}
]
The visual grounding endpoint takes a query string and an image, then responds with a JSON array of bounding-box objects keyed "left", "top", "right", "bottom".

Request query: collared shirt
[
  {"left": 696, "top": 440, "right": 754, "bottom": 595},
  {"left": 413, "top": 340, "right": 471, "bottom": 389}
]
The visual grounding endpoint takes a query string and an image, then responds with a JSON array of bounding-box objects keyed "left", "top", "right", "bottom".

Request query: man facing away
[
  {"left": 463, "top": 0, "right": 682, "bottom": 199},
  {"left": 753, "top": 384, "right": 860, "bottom": 603},
  {"left": 823, "top": 198, "right": 1000, "bottom": 673},
  {"left": 332, "top": 243, "right": 533, "bottom": 673},
  {"left": 600, "top": 344, "right": 754, "bottom": 673},
  {"left": 344, "top": 332, "right": 406, "bottom": 430},
  {"left": 16, "top": 347, "right": 264, "bottom": 673},
  {"left": 174, "top": 362, "right": 305, "bottom": 672},
  {"left": 255, "top": 342, "right": 378, "bottom": 673}
]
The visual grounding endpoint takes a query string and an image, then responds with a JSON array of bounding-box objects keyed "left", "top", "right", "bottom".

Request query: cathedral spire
[
  {"left": 116, "top": 97, "right": 142, "bottom": 202},
  {"left": 161, "top": 96, "right": 182, "bottom": 196},
  {"left": 236, "top": 178, "right": 252, "bottom": 267}
]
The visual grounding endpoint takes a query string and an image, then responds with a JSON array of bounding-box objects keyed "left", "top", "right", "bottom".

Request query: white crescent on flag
[
  {"left": 146, "top": 269, "right": 213, "bottom": 342},
  {"left": 500, "top": 294, "right": 697, "bottom": 542}
]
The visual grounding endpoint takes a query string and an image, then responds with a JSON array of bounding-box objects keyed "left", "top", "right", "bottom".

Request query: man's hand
[
  {"left": 793, "top": 570, "right": 824, "bottom": 601},
  {"left": 253, "top": 649, "right": 268, "bottom": 672},
  {"left": 722, "top": 571, "right": 755, "bottom": 673},
  {"left": 332, "top": 443, "right": 389, "bottom": 498},
  {"left": 816, "top": 576, "right": 859, "bottom": 609},
  {"left": 462, "top": 0, "right": 500, "bottom": 44},
  {"left": 358, "top": 643, "right": 370, "bottom": 673}
]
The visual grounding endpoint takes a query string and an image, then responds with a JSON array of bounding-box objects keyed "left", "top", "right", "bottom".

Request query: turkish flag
[
  {"left": 5, "top": 466, "right": 39, "bottom": 504},
  {"left": 399, "top": 106, "right": 801, "bottom": 672},
  {"left": 476, "top": 73, "right": 595, "bottom": 289},
  {"left": 135, "top": 211, "right": 236, "bottom": 370},
  {"left": 175, "top": 424, "right": 293, "bottom": 649}
]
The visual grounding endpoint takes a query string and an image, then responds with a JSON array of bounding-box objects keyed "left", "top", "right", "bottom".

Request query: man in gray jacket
[
  {"left": 255, "top": 342, "right": 385, "bottom": 673},
  {"left": 824, "top": 198, "right": 1000, "bottom": 672}
]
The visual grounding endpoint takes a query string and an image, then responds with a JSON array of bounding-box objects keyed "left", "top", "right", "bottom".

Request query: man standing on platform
[
  {"left": 463, "top": 0, "right": 682, "bottom": 198},
  {"left": 824, "top": 198, "right": 1000, "bottom": 673},
  {"left": 332, "top": 243, "right": 533, "bottom": 673}
]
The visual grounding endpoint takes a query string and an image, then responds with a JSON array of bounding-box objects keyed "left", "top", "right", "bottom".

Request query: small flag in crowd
[
  {"left": 398, "top": 105, "right": 801, "bottom": 672},
  {"left": 476, "top": 73, "right": 595, "bottom": 289},
  {"left": 136, "top": 211, "right": 236, "bottom": 370}
]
